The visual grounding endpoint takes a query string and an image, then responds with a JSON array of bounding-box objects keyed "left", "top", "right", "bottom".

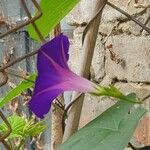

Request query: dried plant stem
[
  {"left": 51, "top": 24, "right": 64, "bottom": 150},
  {"left": 0, "top": 49, "right": 39, "bottom": 72},
  {"left": 2, "top": 140, "right": 11, "bottom": 150},
  {"left": 0, "top": 70, "right": 8, "bottom": 87},
  {"left": 0, "top": 110, "right": 12, "bottom": 150},
  {"left": 5, "top": 69, "right": 34, "bottom": 83},
  {"left": 54, "top": 23, "right": 61, "bottom": 37},
  {"left": 51, "top": 98, "right": 64, "bottom": 150},
  {"left": 63, "top": 0, "right": 107, "bottom": 141},
  {"left": 0, "top": 111, "right": 12, "bottom": 141},
  {"left": 20, "top": 0, "right": 46, "bottom": 43},
  {"left": 0, "top": 0, "right": 43, "bottom": 84},
  {"left": 0, "top": 0, "right": 42, "bottom": 39},
  {"left": 62, "top": 94, "right": 82, "bottom": 133}
]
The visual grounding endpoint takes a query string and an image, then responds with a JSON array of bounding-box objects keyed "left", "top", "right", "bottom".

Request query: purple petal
[
  {"left": 29, "top": 34, "right": 96, "bottom": 118},
  {"left": 34, "top": 34, "right": 69, "bottom": 94},
  {"left": 39, "top": 33, "right": 69, "bottom": 71},
  {"left": 30, "top": 34, "right": 69, "bottom": 118},
  {"left": 29, "top": 89, "right": 61, "bottom": 118},
  {"left": 33, "top": 70, "right": 95, "bottom": 96},
  {"left": 33, "top": 72, "right": 62, "bottom": 94}
]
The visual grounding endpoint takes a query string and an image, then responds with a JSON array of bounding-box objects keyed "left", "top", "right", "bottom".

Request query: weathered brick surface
[
  {"left": 67, "top": 0, "right": 150, "bottom": 147},
  {"left": 79, "top": 94, "right": 114, "bottom": 128},
  {"left": 69, "top": 27, "right": 105, "bottom": 81},
  {"left": 66, "top": 0, "right": 149, "bottom": 24},
  {"left": 105, "top": 35, "right": 150, "bottom": 83}
]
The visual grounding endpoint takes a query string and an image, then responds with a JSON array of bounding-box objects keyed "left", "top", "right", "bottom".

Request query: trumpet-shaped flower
[
  {"left": 29, "top": 34, "right": 98, "bottom": 118},
  {"left": 29, "top": 34, "right": 141, "bottom": 118}
]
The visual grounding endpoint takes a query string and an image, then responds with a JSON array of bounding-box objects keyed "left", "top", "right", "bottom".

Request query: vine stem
[
  {"left": 63, "top": 0, "right": 107, "bottom": 141},
  {"left": 51, "top": 24, "right": 64, "bottom": 150},
  {"left": 20, "top": 0, "right": 46, "bottom": 43},
  {"left": 0, "top": 0, "right": 43, "bottom": 39}
]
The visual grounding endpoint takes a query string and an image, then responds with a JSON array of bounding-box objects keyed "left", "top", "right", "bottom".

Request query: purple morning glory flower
[
  {"left": 29, "top": 33, "right": 97, "bottom": 118},
  {"left": 29, "top": 34, "right": 141, "bottom": 118}
]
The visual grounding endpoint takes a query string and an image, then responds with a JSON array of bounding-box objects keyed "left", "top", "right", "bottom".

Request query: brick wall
[{"left": 67, "top": 0, "right": 150, "bottom": 147}]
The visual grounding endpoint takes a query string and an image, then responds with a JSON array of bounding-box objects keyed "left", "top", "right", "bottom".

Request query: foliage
[
  {"left": 0, "top": 0, "right": 147, "bottom": 149},
  {"left": 58, "top": 94, "right": 147, "bottom": 150},
  {"left": 0, "top": 114, "right": 46, "bottom": 140},
  {"left": 0, "top": 73, "right": 36, "bottom": 108},
  {"left": 27, "top": 0, "right": 80, "bottom": 41},
  {"left": 95, "top": 85, "right": 142, "bottom": 103}
]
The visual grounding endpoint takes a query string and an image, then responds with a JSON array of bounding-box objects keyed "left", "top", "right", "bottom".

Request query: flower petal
[
  {"left": 34, "top": 33, "right": 69, "bottom": 94},
  {"left": 29, "top": 34, "right": 96, "bottom": 118},
  {"left": 39, "top": 33, "right": 69, "bottom": 72},
  {"left": 29, "top": 89, "right": 61, "bottom": 118},
  {"left": 33, "top": 72, "right": 62, "bottom": 94}
]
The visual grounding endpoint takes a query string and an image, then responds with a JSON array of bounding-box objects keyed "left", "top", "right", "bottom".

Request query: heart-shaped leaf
[{"left": 58, "top": 94, "right": 147, "bottom": 150}]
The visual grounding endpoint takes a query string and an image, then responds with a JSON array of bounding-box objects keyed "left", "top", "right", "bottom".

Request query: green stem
[{"left": 93, "top": 85, "right": 142, "bottom": 104}]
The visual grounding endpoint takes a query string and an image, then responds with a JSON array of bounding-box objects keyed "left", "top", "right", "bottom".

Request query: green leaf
[
  {"left": 0, "top": 114, "right": 26, "bottom": 139},
  {"left": 0, "top": 114, "right": 46, "bottom": 140},
  {"left": 27, "top": 0, "right": 80, "bottom": 41},
  {"left": 58, "top": 94, "right": 147, "bottom": 150},
  {"left": 27, "top": 121, "right": 46, "bottom": 136},
  {"left": 95, "top": 85, "right": 142, "bottom": 103},
  {"left": 0, "top": 73, "right": 36, "bottom": 108}
]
